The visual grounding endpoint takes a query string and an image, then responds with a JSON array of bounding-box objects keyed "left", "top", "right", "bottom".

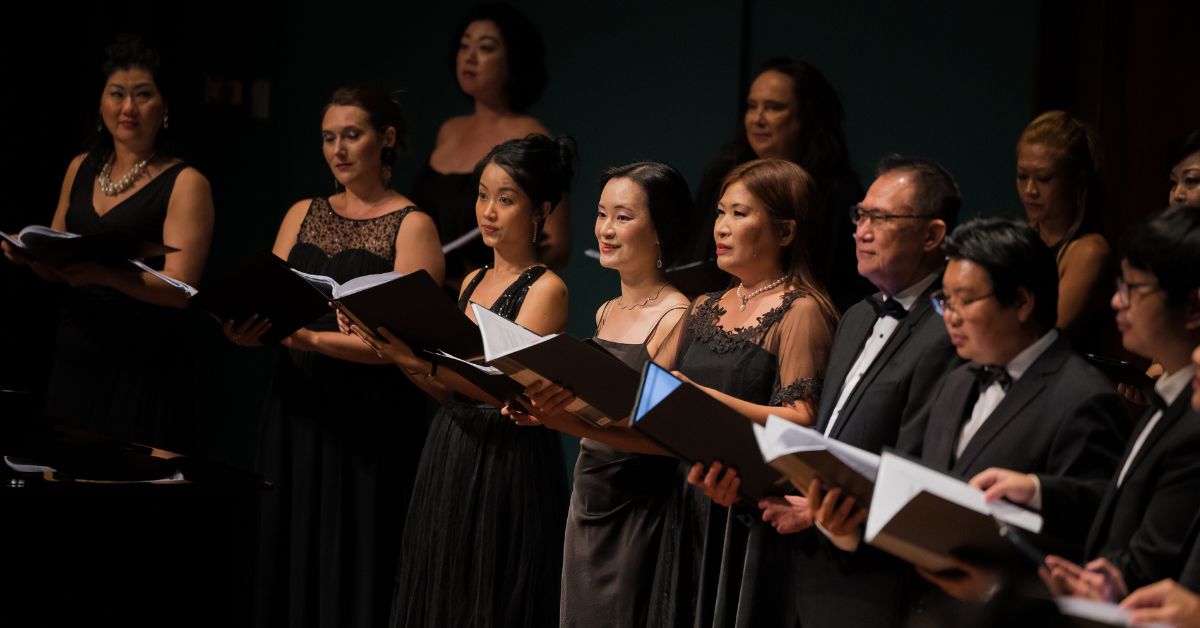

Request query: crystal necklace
[
  {"left": 735, "top": 275, "right": 787, "bottom": 312},
  {"left": 98, "top": 153, "right": 154, "bottom": 196},
  {"left": 616, "top": 283, "right": 668, "bottom": 310}
]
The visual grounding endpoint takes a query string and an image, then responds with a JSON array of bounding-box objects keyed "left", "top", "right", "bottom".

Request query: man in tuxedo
[
  {"left": 911, "top": 218, "right": 1129, "bottom": 616},
  {"left": 971, "top": 206, "right": 1200, "bottom": 600},
  {"left": 761, "top": 156, "right": 964, "bottom": 627}
]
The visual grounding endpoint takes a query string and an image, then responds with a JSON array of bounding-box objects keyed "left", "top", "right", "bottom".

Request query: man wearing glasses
[
  {"left": 771, "top": 156, "right": 964, "bottom": 628},
  {"left": 914, "top": 218, "right": 1128, "bottom": 615}
]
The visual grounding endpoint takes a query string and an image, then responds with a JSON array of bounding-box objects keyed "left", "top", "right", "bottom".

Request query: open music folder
[
  {"left": 332, "top": 269, "right": 483, "bottom": 359},
  {"left": 1, "top": 224, "right": 177, "bottom": 266},
  {"left": 864, "top": 451, "right": 1045, "bottom": 572},
  {"left": 472, "top": 304, "right": 640, "bottom": 426},
  {"left": 630, "top": 361, "right": 789, "bottom": 501},
  {"left": 752, "top": 415, "right": 879, "bottom": 506}
]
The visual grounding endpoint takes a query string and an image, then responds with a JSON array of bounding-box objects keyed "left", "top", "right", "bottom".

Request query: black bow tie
[
  {"left": 970, "top": 364, "right": 1013, "bottom": 392},
  {"left": 868, "top": 294, "right": 908, "bottom": 320}
]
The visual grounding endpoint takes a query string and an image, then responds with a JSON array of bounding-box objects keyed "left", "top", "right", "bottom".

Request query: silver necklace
[
  {"left": 98, "top": 154, "right": 153, "bottom": 196},
  {"left": 616, "top": 283, "right": 668, "bottom": 310},
  {"left": 735, "top": 275, "right": 787, "bottom": 312}
]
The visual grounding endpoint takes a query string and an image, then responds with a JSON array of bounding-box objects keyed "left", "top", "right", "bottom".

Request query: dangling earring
[
  {"left": 656, "top": 241, "right": 663, "bottom": 269},
  {"left": 162, "top": 113, "right": 169, "bottom": 130},
  {"left": 381, "top": 164, "right": 393, "bottom": 185},
  {"left": 532, "top": 220, "right": 539, "bottom": 245}
]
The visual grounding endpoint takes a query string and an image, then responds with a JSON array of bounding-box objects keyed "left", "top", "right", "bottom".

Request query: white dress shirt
[
  {"left": 815, "top": 272, "right": 938, "bottom": 551},
  {"left": 955, "top": 329, "right": 1060, "bottom": 459},
  {"left": 823, "top": 272, "right": 940, "bottom": 437}
]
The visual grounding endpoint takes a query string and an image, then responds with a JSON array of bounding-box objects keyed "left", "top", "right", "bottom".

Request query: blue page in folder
[{"left": 633, "top": 362, "right": 682, "bottom": 423}]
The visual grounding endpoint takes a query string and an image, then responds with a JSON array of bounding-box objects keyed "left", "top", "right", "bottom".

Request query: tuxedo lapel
[
  {"left": 1120, "top": 387, "right": 1194, "bottom": 485},
  {"left": 927, "top": 373, "right": 977, "bottom": 471},
  {"left": 1086, "top": 387, "right": 1197, "bottom": 553},
  {"left": 952, "top": 338, "right": 1070, "bottom": 474},
  {"left": 816, "top": 302, "right": 877, "bottom": 433},
  {"left": 829, "top": 299, "right": 936, "bottom": 441}
]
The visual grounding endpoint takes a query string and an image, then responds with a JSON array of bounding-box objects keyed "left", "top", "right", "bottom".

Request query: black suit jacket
[
  {"left": 921, "top": 334, "right": 1130, "bottom": 555},
  {"left": 815, "top": 286, "right": 963, "bottom": 457},
  {"left": 1070, "top": 390, "right": 1200, "bottom": 591},
  {"left": 796, "top": 285, "right": 962, "bottom": 628}
]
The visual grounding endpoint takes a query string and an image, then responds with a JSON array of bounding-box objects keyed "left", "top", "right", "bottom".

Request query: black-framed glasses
[
  {"left": 1113, "top": 277, "right": 1159, "bottom": 308},
  {"left": 931, "top": 289, "right": 995, "bottom": 317},
  {"left": 849, "top": 205, "right": 933, "bottom": 226}
]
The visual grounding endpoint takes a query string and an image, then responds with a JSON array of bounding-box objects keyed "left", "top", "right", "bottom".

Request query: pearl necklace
[
  {"left": 735, "top": 275, "right": 787, "bottom": 312},
  {"left": 616, "top": 283, "right": 668, "bottom": 310},
  {"left": 98, "top": 154, "right": 153, "bottom": 196}
]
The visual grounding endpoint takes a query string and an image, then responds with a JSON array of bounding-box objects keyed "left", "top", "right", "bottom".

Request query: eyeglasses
[
  {"left": 849, "top": 205, "right": 933, "bottom": 226},
  {"left": 1113, "top": 277, "right": 1159, "bottom": 308},
  {"left": 931, "top": 289, "right": 995, "bottom": 317}
]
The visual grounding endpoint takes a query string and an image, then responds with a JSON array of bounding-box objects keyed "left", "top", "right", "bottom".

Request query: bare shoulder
[
  {"left": 1062, "top": 233, "right": 1111, "bottom": 265},
  {"left": 438, "top": 115, "right": 471, "bottom": 140},
  {"left": 67, "top": 152, "right": 88, "bottom": 174},
  {"left": 504, "top": 114, "right": 550, "bottom": 138},
  {"left": 173, "top": 166, "right": 212, "bottom": 194},
  {"left": 529, "top": 267, "right": 568, "bottom": 300}
]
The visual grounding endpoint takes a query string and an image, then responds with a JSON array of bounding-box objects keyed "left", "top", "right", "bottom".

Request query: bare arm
[{"left": 1057, "top": 235, "right": 1113, "bottom": 338}]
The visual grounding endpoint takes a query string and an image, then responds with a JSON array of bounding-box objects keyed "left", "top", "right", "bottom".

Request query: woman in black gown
[
  {"left": 225, "top": 84, "right": 444, "bottom": 628},
  {"left": 512, "top": 161, "right": 695, "bottom": 627},
  {"left": 409, "top": 2, "right": 569, "bottom": 291},
  {"left": 686, "top": 57, "right": 869, "bottom": 310},
  {"left": 676, "top": 158, "right": 838, "bottom": 628},
  {"left": 1, "top": 34, "right": 213, "bottom": 452},
  {"left": 357, "top": 134, "right": 574, "bottom": 628}
]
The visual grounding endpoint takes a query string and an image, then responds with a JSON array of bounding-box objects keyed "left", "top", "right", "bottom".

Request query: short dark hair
[
  {"left": 1122, "top": 205, "right": 1200, "bottom": 307},
  {"left": 474, "top": 134, "right": 576, "bottom": 215},
  {"left": 90, "top": 33, "right": 173, "bottom": 158},
  {"left": 451, "top": 3, "right": 547, "bottom": 112},
  {"left": 326, "top": 83, "right": 408, "bottom": 161},
  {"left": 1171, "top": 129, "right": 1200, "bottom": 171},
  {"left": 876, "top": 155, "right": 962, "bottom": 230},
  {"left": 599, "top": 161, "right": 693, "bottom": 268},
  {"left": 943, "top": 217, "right": 1059, "bottom": 332}
]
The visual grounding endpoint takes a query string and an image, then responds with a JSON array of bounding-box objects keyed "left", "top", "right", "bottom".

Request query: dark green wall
[{"left": 3, "top": 1, "right": 1037, "bottom": 476}]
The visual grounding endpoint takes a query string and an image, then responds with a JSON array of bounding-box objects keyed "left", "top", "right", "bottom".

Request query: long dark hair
[{"left": 721, "top": 57, "right": 854, "bottom": 180}]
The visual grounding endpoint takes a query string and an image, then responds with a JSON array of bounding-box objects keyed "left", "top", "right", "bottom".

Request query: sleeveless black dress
[
  {"left": 560, "top": 303, "right": 689, "bottom": 628},
  {"left": 253, "top": 199, "right": 429, "bottom": 628},
  {"left": 49, "top": 152, "right": 197, "bottom": 452},
  {"left": 391, "top": 265, "right": 570, "bottom": 628},
  {"left": 666, "top": 289, "right": 826, "bottom": 628}
]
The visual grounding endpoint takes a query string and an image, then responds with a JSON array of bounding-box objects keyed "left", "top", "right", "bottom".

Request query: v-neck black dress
[{"left": 48, "top": 151, "right": 197, "bottom": 452}]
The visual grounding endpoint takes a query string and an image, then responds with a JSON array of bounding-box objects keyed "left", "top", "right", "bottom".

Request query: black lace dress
[
  {"left": 560, "top": 303, "right": 688, "bottom": 628},
  {"left": 49, "top": 152, "right": 197, "bottom": 452},
  {"left": 391, "top": 265, "right": 570, "bottom": 628},
  {"left": 254, "top": 199, "right": 428, "bottom": 628},
  {"left": 662, "top": 289, "right": 829, "bottom": 628}
]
